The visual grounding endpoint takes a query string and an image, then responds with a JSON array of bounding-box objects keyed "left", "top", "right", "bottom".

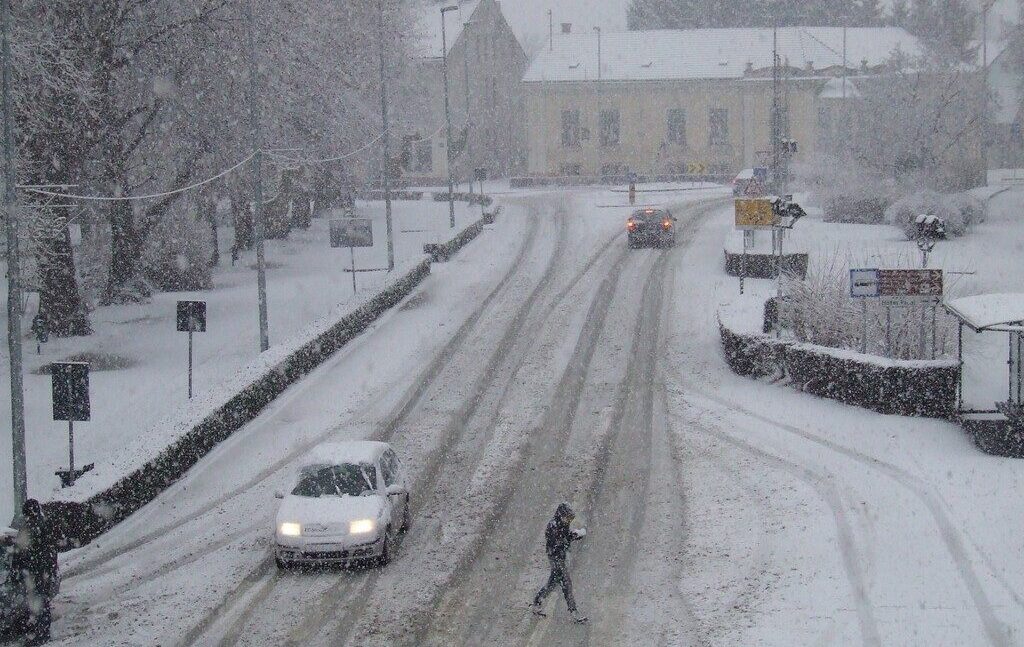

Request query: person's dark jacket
[
  {"left": 544, "top": 510, "right": 582, "bottom": 562},
  {"left": 11, "top": 509, "right": 58, "bottom": 599}
]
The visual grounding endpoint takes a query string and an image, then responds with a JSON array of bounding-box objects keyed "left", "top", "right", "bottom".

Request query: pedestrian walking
[
  {"left": 12, "top": 500, "right": 59, "bottom": 645},
  {"left": 530, "top": 502, "right": 587, "bottom": 623}
]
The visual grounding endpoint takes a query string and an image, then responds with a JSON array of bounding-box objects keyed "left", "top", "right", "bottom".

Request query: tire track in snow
[
  {"left": 278, "top": 207, "right": 579, "bottom": 646},
  {"left": 663, "top": 392, "right": 883, "bottom": 647},
  {"left": 681, "top": 384, "right": 1010, "bottom": 647}
]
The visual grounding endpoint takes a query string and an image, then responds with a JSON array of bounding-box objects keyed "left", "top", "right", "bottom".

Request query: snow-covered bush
[
  {"left": 884, "top": 190, "right": 987, "bottom": 239},
  {"left": 794, "top": 155, "right": 896, "bottom": 224},
  {"left": 781, "top": 252, "right": 958, "bottom": 360}
]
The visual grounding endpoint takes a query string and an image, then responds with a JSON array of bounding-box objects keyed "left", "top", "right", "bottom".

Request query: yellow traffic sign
[{"left": 735, "top": 198, "right": 777, "bottom": 230}]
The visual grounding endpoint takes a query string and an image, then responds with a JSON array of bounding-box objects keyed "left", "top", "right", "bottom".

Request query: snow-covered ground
[
  {"left": 0, "top": 198, "right": 481, "bottom": 523},
  {"left": 25, "top": 182, "right": 1024, "bottom": 646}
]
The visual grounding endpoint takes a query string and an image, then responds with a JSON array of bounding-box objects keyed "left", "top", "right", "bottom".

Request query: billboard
[
  {"left": 878, "top": 269, "right": 943, "bottom": 304},
  {"left": 330, "top": 218, "right": 374, "bottom": 248}
]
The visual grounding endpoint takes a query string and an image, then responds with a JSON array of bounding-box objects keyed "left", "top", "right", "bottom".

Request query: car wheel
[
  {"left": 400, "top": 496, "right": 411, "bottom": 532},
  {"left": 377, "top": 526, "right": 395, "bottom": 567},
  {"left": 275, "top": 556, "right": 290, "bottom": 570}
]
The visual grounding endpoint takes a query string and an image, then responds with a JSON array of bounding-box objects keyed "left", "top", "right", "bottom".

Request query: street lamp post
[
  {"left": 1, "top": 0, "right": 26, "bottom": 521},
  {"left": 594, "top": 27, "right": 601, "bottom": 82},
  {"left": 245, "top": 0, "right": 270, "bottom": 352},
  {"left": 378, "top": 0, "right": 394, "bottom": 271},
  {"left": 441, "top": 5, "right": 458, "bottom": 228}
]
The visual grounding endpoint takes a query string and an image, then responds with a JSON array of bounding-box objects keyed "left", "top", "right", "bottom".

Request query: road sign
[
  {"left": 330, "top": 218, "right": 374, "bottom": 248},
  {"left": 850, "top": 268, "right": 880, "bottom": 298},
  {"left": 686, "top": 162, "right": 708, "bottom": 175},
  {"left": 176, "top": 300, "right": 207, "bottom": 333},
  {"left": 474, "top": 167, "right": 488, "bottom": 182},
  {"left": 878, "top": 269, "right": 943, "bottom": 305},
  {"left": 52, "top": 362, "right": 89, "bottom": 422},
  {"left": 735, "top": 198, "right": 777, "bottom": 230}
]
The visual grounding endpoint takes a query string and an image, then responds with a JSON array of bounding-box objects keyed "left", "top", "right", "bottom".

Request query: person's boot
[
  {"left": 529, "top": 601, "right": 546, "bottom": 617},
  {"left": 570, "top": 610, "right": 588, "bottom": 624}
]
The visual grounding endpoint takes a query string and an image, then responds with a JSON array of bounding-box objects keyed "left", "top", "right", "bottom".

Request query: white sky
[{"left": 497, "top": 0, "right": 629, "bottom": 53}]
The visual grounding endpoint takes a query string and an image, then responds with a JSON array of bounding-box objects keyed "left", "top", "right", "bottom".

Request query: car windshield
[{"left": 291, "top": 463, "right": 376, "bottom": 498}]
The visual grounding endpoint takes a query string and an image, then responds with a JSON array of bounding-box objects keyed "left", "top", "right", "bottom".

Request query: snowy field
[
  {"left": 35, "top": 183, "right": 1024, "bottom": 646},
  {"left": 0, "top": 198, "right": 482, "bottom": 523}
]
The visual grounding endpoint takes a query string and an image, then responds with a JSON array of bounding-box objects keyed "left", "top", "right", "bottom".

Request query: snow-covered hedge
[
  {"left": 885, "top": 190, "right": 986, "bottom": 238},
  {"left": 432, "top": 191, "right": 493, "bottom": 207},
  {"left": 723, "top": 251, "right": 809, "bottom": 280},
  {"left": 356, "top": 189, "right": 424, "bottom": 201},
  {"left": 719, "top": 317, "right": 959, "bottom": 418}
]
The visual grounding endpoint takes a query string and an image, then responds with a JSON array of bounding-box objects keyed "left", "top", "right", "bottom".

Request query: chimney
[
  {"left": 744, "top": 61, "right": 754, "bottom": 75},
  {"left": 805, "top": 60, "right": 814, "bottom": 72},
  {"left": 561, "top": 22, "right": 572, "bottom": 34}
]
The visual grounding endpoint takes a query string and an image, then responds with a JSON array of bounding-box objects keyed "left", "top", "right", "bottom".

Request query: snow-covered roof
[
  {"left": 523, "top": 27, "right": 923, "bottom": 83},
  {"left": 819, "top": 77, "right": 861, "bottom": 99},
  {"left": 945, "top": 293, "right": 1024, "bottom": 331},
  {"left": 302, "top": 441, "right": 389, "bottom": 467},
  {"left": 413, "top": 0, "right": 482, "bottom": 58}
]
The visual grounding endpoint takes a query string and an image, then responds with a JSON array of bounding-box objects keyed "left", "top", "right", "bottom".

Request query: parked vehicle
[
  {"left": 274, "top": 442, "right": 410, "bottom": 568},
  {"left": 627, "top": 208, "right": 677, "bottom": 248}
]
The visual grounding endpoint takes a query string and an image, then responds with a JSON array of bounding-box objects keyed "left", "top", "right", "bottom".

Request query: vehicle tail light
[
  {"left": 662, "top": 219, "right": 672, "bottom": 230},
  {"left": 626, "top": 219, "right": 636, "bottom": 231}
]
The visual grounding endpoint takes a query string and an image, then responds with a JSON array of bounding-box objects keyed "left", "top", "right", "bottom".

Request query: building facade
[
  {"left": 398, "top": 0, "right": 528, "bottom": 185},
  {"left": 522, "top": 27, "right": 925, "bottom": 179}
]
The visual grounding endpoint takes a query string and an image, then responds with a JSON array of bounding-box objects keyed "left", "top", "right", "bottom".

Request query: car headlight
[
  {"left": 349, "top": 519, "right": 377, "bottom": 535},
  {"left": 278, "top": 522, "right": 301, "bottom": 537}
]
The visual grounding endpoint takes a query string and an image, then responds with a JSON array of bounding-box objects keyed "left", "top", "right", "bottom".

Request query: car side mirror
[{"left": 274, "top": 490, "right": 284, "bottom": 499}]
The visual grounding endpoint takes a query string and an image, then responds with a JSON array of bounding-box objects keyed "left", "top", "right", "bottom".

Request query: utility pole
[
  {"left": 1, "top": 0, "right": 26, "bottom": 521},
  {"left": 594, "top": 27, "right": 602, "bottom": 82},
  {"left": 378, "top": 0, "right": 394, "bottom": 271},
  {"left": 982, "top": 1, "right": 993, "bottom": 185},
  {"left": 245, "top": 0, "right": 270, "bottom": 352},
  {"left": 548, "top": 9, "right": 553, "bottom": 52},
  {"left": 771, "top": 24, "right": 782, "bottom": 195},
  {"left": 441, "top": 5, "right": 458, "bottom": 228},
  {"left": 463, "top": 21, "right": 475, "bottom": 192}
]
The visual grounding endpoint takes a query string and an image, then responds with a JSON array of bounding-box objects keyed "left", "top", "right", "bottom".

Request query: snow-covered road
[{"left": 49, "top": 190, "right": 1024, "bottom": 646}]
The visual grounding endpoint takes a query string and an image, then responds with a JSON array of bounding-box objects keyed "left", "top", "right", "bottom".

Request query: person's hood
[{"left": 275, "top": 494, "right": 387, "bottom": 536}]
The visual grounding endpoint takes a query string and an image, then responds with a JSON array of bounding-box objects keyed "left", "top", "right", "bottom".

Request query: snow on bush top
[{"left": 885, "top": 190, "right": 986, "bottom": 239}]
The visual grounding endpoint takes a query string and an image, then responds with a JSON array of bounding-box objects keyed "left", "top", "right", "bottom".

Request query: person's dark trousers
[
  {"left": 24, "top": 592, "right": 51, "bottom": 645},
  {"left": 533, "top": 557, "right": 577, "bottom": 612}
]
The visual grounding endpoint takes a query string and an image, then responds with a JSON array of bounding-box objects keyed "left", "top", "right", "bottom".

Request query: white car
[{"left": 273, "top": 441, "right": 410, "bottom": 568}]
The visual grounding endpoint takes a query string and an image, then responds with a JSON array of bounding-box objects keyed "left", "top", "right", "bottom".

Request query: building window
[
  {"left": 709, "top": 108, "right": 729, "bottom": 146},
  {"left": 600, "top": 163, "right": 629, "bottom": 178},
  {"left": 560, "top": 163, "right": 583, "bottom": 176},
  {"left": 599, "top": 109, "right": 620, "bottom": 147},
  {"left": 667, "top": 109, "right": 686, "bottom": 145},
  {"left": 562, "top": 109, "right": 581, "bottom": 148}
]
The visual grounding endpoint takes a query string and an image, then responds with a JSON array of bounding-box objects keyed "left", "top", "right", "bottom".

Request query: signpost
[
  {"left": 475, "top": 167, "right": 488, "bottom": 217},
  {"left": 330, "top": 218, "right": 374, "bottom": 293},
  {"left": 850, "top": 269, "right": 880, "bottom": 353},
  {"left": 52, "top": 362, "right": 92, "bottom": 487},
  {"left": 177, "top": 300, "right": 207, "bottom": 399},
  {"left": 853, "top": 268, "right": 944, "bottom": 357}
]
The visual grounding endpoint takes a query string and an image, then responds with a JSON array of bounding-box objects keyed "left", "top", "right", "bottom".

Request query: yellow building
[{"left": 522, "top": 26, "right": 924, "bottom": 180}]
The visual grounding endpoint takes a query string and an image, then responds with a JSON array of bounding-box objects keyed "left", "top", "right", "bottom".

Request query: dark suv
[{"left": 627, "top": 208, "right": 677, "bottom": 248}]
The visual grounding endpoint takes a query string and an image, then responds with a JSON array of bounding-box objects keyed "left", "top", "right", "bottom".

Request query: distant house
[
  {"left": 396, "top": 0, "right": 528, "bottom": 185},
  {"left": 521, "top": 26, "right": 927, "bottom": 179},
  {"left": 985, "top": 43, "right": 1023, "bottom": 171}
]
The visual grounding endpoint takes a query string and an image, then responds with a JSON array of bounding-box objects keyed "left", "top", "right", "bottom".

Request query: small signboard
[
  {"left": 849, "top": 268, "right": 880, "bottom": 298},
  {"left": 474, "top": 167, "right": 488, "bottom": 182},
  {"left": 52, "top": 362, "right": 90, "bottom": 422},
  {"left": 878, "top": 269, "right": 944, "bottom": 305},
  {"left": 735, "top": 198, "right": 777, "bottom": 230},
  {"left": 176, "top": 300, "right": 207, "bottom": 333},
  {"left": 330, "top": 218, "right": 374, "bottom": 248}
]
